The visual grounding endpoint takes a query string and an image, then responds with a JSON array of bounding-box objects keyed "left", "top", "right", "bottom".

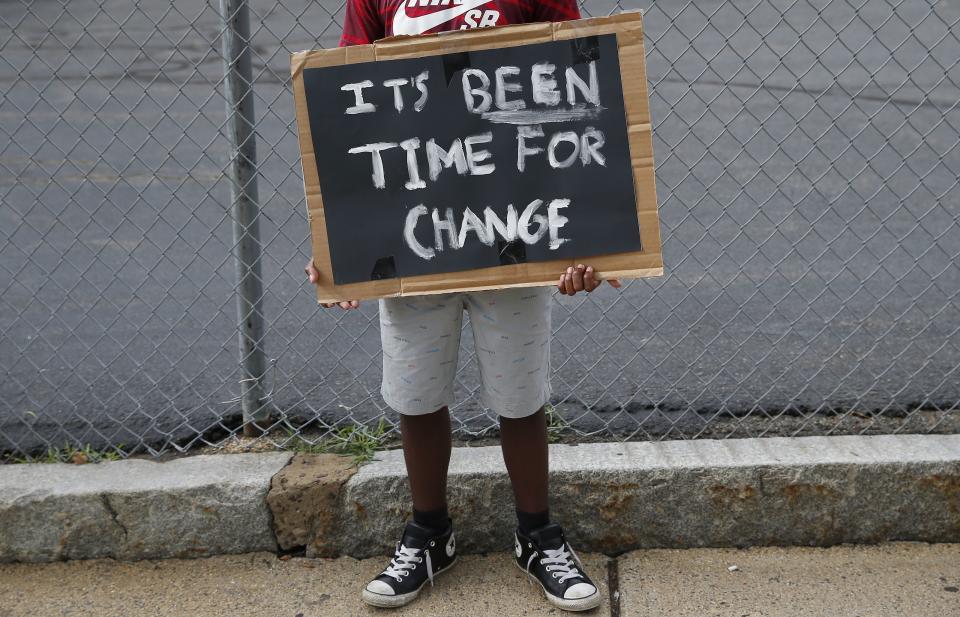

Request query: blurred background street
[{"left": 1, "top": 0, "right": 958, "bottom": 456}]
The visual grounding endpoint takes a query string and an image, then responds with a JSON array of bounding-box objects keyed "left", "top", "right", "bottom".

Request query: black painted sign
[{"left": 302, "top": 33, "right": 641, "bottom": 285}]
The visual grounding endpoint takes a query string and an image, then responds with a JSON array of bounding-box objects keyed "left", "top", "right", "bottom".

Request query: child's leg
[
  {"left": 500, "top": 406, "right": 550, "bottom": 529},
  {"left": 464, "top": 286, "right": 553, "bottom": 530},
  {"left": 379, "top": 294, "right": 463, "bottom": 529},
  {"left": 400, "top": 405, "right": 452, "bottom": 527}
]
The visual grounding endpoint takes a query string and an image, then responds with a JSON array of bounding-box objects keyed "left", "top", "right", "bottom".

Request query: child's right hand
[
  {"left": 305, "top": 259, "right": 360, "bottom": 309},
  {"left": 557, "top": 264, "right": 621, "bottom": 296}
]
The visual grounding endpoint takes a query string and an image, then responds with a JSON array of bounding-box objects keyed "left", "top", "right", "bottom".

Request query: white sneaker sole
[
  {"left": 513, "top": 557, "right": 602, "bottom": 612},
  {"left": 361, "top": 555, "right": 458, "bottom": 608}
]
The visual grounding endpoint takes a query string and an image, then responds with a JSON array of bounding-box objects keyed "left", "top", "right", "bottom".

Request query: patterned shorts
[{"left": 378, "top": 286, "right": 553, "bottom": 419}]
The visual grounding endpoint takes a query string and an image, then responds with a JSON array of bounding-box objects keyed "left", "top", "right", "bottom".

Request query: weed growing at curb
[
  {"left": 3, "top": 409, "right": 565, "bottom": 465},
  {"left": 545, "top": 403, "right": 571, "bottom": 443},
  {"left": 4, "top": 441, "right": 127, "bottom": 465},
  {"left": 284, "top": 418, "right": 390, "bottom": 465}
]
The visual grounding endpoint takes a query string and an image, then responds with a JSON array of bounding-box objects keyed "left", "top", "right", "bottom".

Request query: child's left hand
[{"left": 557, "top": 264, "right": 622, "bottom": 296}]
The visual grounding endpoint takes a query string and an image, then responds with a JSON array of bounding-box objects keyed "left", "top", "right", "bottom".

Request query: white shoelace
[
  {"left": 382, "top": 541, "right": 436, "bottom": 586},
  {"left": 525, "top": 542, "right": 585, "bottom": 584}
]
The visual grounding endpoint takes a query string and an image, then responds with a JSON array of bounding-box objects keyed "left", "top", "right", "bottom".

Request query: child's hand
[
  {"left": 305, "top": 259, "right": 361, "bottom": 309},
  {"left": 557, "top": 264, "right": 621, "bottom": 296}
]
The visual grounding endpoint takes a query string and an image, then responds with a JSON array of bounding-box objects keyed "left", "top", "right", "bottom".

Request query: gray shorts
[{"left": 378, "top": 286, "right": 553, "bottom": 419}]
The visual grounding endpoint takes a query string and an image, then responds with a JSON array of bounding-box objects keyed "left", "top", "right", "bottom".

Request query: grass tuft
[
  {"left": 284, "top": 418, "right": 391, "bottom": 465},
  {"left": 544, "top": 403, "right": 570, "bottom": 443},
  {"left": 5, "top": 442, "right": 126, "bottom": 465}
]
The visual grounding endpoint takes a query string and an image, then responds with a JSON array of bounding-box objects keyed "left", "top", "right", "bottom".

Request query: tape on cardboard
[
  {"left": 570, "top": 35, "right": 600, "bottom": 64},
  {"left": 369, "top": 255, "right": 398, "bottom": 281},
  {"left": 497, "top": 239, "right": 527, "bottom": 266},
  {"left": 442, "top": 52, "right": 472, "bottom": 85}
]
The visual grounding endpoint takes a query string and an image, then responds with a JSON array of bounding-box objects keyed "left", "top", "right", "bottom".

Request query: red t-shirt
[{"left": 340, "top": 0, "right": 581, "bottom": 46}]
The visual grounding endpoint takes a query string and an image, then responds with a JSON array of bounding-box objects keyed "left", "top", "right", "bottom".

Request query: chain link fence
[{"left": 1, "top": 0, "right": 958, "bottom": 459}]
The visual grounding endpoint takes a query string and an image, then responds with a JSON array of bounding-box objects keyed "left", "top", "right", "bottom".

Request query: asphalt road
[{"left": 1, "top": 0, "right": 958, "bottom": 455}]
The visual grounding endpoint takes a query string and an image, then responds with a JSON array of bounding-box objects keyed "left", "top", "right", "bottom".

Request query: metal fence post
[{"left": 219, "top": 0, "right": 270, "bottom": 436}]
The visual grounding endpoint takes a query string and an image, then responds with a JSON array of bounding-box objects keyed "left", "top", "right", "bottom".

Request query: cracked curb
[
  {"left": 2, "top": 435, "right": 959, "bottom": 563},
  {"left": 271, "top": 434, "right": 960, "bottom": 559},
  {"left": 99, "top": 494, "right": 128, "bottom": 542},
  {"left": 0, "top": 452, "right": 292, "bottom": 563},
  {"left": 265, "top": 452, "right": 359, "bottom": 558}
]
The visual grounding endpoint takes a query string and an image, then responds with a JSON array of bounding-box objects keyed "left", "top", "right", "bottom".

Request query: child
[{"left": 306, "top": 0, "right": 622, "bottom": 611}]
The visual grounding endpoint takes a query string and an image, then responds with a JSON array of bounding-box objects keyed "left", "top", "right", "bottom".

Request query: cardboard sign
[{"left": 292, "top": 12, "right": 662, "bottom": 302}]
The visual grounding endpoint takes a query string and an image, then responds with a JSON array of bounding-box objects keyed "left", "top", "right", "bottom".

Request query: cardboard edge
[{"left": 392, "top": 266, "right": 662, "bottom": 299}]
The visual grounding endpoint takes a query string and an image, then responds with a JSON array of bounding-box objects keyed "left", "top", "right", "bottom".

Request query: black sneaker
[
  {"left": 361, "top": 517, "right": 458, "bottom": 608},
  {"left": 514, "top": 522, "right": 601, "bottom": 612}
]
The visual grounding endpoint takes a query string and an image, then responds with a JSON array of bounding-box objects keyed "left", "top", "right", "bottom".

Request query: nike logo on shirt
[{"left": 393, "top": 0, "right": 493, "bottom": 35}]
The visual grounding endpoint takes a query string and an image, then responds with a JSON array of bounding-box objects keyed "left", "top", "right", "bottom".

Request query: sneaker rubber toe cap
[
  {"left": 365, "top": 579, "right": 396, "bottom": 596},
  {"left": 564, "top": 582, "right": 597, "bottom": 599}
]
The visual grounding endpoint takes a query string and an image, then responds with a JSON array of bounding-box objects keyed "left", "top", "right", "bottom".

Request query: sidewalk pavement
[{"left": 1, "top": 542, "right": 957, "bottom": 616}]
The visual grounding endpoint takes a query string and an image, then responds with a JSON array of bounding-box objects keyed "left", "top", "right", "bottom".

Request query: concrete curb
[
  {"left": 2, "top": 435, "right": 958, "bottom": 563},
  {"left": 0, "top": 452, "right": 293, "bottom": 563},
  {"left": 317, "top": 434, "right": 960, "bottom": 558}
]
